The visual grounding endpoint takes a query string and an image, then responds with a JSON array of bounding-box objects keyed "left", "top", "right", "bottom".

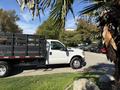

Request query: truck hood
[
  {"left": 67, "top": 47, "right": 84, "bottom": 53},
  {"left": 67, "top": 47, "right": 85, "bottom": 58}
]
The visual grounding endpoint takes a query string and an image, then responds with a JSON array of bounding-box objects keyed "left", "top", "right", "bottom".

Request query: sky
[{"left": 0, "top": 0, "right": 87, "bottom": 34}]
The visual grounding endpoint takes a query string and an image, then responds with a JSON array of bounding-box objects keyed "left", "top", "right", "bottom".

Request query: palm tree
[
  {"left": 80, "top": 0, "right": 120, "bottom": 83},
  {"left": 16, "top": 0, "right": 75, "bottom": 31}
]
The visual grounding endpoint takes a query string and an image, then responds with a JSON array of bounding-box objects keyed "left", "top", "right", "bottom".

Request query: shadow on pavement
[
  {"left": 83, "top": 63, "right": 115, "bottom": 75},
  {"left": 9, "top": 64, "right": 70, "bottom": 76},
  {"left": 9, "top": 63, "right": 114, "bottom": 77}
]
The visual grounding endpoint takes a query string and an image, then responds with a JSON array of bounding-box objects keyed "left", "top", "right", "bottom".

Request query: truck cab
[{"left": 46, "top": 39, "right": 86, "bottom": 69}]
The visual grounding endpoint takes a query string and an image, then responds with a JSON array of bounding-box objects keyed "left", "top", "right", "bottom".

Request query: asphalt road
[
  {"left": 10, "top": 52, "right": 113, "bottom": 77},
  {"left": 84, "top": 52, "right": 112, "bottom": 67}
]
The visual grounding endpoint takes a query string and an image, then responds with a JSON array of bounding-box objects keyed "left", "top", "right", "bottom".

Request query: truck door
[{"left": 48, "top": 41, "right": 69, "bottom": 64}]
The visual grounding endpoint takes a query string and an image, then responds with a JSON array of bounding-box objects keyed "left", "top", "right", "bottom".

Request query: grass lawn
[{"left": 0, "top": 72, "right": 102, "bottom": 90}]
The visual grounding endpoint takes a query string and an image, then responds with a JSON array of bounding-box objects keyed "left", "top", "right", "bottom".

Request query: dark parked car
[
  {"left": 89, "top": 44, "right": 98, "bottom": 52},
  {"left": 100, "top": 48, "right": 107, "bottom": 54},
  {"left": 78, "top": 44, "right": 88, "bottom": 51},
  {"left": 78, "top": 42, "right": 107, "bottom": 53},
  {"left": 90, "top": 43, "right": 107, "bottom": 53},
  {"left": 84, "top": 45, "right": 93, "bottom": 51},
  {"left": 78, "top": 43, "right": 97, "bottom": 51}
]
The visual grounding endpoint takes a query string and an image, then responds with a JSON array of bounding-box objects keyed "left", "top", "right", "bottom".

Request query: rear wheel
[
  {"left": 0, "top": 61, "right": 10, "bottom": 77},
  {"left": 70, "top": 57, "right": 82, "bottom": 69}
]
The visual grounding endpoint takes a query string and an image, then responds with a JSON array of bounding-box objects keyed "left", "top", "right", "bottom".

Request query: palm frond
[
  {"left": 49, "top": 0, "right": 75, "bottom": 30},
  {"left": 80, "top": 0, "right": 104, "bottom": 3},
  {"left": 16, "top": 0, "right": 74, "bottom": 30},
  {"left": 79, "top": 1, "right": 105, "bottom": 15}
]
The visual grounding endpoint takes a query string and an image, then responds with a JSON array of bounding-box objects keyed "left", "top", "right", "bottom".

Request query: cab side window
[{"left": 51, "top": 41, "right": 65, "bottom": 50}]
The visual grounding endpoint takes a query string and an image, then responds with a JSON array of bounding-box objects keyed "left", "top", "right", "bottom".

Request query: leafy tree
[
  {"left": 36, "top": 20, "right": 60, "bottom": 39},
  {"left": 77, "top": 18, "right": 99, "bottom": 42},
  {"left": 0, "top": 9, "right": 22, "bottom": 33},
  {"left": 36, "top": 19, "right": 82, "bottom": 47},
  {"left": 60, "top": 31, "right": 82, "bottom": 47}
]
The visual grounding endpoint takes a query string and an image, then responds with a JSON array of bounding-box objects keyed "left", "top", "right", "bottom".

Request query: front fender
[{"left": 69, "top": 55, "right": 85, "bottom": 63}]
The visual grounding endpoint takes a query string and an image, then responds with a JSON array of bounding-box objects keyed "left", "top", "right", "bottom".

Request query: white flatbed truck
[{"left": 0, "top": 32, "right": 86, "bottom": 77}]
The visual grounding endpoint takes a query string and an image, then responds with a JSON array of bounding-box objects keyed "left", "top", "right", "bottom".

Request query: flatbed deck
[{"left": 0, "top": 32, "right": 46, "bottom": 59}]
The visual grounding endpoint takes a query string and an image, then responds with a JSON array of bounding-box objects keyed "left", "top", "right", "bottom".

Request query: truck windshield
[{"left": 51, "top": 41, "right": 65, "bottom": 50}]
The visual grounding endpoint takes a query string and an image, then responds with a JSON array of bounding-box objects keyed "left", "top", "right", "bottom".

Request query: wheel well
[
  {"left": 0, "top": 61, "right": 9, "bottom": 64},
  {"left": 70, "top": 55, "right": 82, "bottom": 63},
  {"left": 0, "top": 60, "right": 16, "bottom": 66}
]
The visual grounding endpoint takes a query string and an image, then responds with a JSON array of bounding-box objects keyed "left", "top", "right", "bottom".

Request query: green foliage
[
  {"left": 0, "top": 9, "right": 22, "bottom": 33},
  {"left": 36, "top": 19, "right": 81, "bottom": 47},
  {"left": 36, "top": 20, "right": 60, "bottom": 39},
  {"left": 60, "top": 31, "right": 82, "bottom": 47},
  {"left": 76, "top": 18, "right": 99, "bottom": 42}
]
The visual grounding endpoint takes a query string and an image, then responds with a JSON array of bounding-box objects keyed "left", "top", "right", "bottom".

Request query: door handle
[{"left": 50, "top": 52, "right": 52, "bottom": 55}]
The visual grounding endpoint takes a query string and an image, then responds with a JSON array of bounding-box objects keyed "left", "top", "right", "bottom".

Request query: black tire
[
  {"left": 70, "top": 57, "right": 82, "bottom": 69},
  {"left": 0, "top": 61, "right": 10, "bottom": 77}
]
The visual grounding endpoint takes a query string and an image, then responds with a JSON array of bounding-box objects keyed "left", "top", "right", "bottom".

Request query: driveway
[{"left": 10, "top": 52, "right": 114, "bottom": 77}]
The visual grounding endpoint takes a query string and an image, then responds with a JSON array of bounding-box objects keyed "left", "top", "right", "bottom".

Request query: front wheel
[
  {"left": 0, "top": 61, "right": 10, "bottom": 77},
  {"left": 70, "top": 57, "right": 82, "bottom": 69}
]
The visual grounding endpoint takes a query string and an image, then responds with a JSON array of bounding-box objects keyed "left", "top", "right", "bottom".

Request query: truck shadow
[
  {"left": 10, "top": 64, "right": 70, "bottom": 76},
  {"left": 10, "top": 63, "right": 114, "bottom": 77},
  {"left": 83, "top": 63, "right": 114, "bottom": 74}
]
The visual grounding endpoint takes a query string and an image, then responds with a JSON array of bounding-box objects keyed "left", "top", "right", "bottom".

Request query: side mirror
[{"left": 60, "top": 47, "right": 67, "bottom": 51}]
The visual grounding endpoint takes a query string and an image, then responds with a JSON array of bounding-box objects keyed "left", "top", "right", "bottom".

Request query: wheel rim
[
  {"left": 0, "top": 65, "right": 7, "bottom": 76},
  {"left": 73, "top": 60, "right": 80, "bottom": 68}
]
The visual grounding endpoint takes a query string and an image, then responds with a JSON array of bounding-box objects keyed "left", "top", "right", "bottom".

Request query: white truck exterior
[
  {"left": 0, "top": 39, "right": 86, "bottom": 77},
  {"left": 46, "top": 39, "right": 86, "bottom": 69}
]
